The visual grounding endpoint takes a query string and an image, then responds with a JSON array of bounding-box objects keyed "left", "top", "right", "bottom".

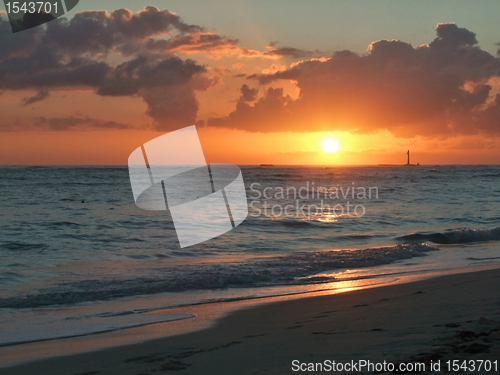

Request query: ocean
[{"left": 0, "top": 165, "right": 499, "bottom": 345}]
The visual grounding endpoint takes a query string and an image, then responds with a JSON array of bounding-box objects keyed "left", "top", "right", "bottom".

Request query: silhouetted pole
[{"left": 407, "top": 150, "right": 410, "bottom": 165}]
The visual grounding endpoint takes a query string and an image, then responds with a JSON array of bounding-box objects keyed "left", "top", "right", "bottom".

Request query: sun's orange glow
[
  {"left": 322, "top": 139, "right": 340, "bottom": 153},
  {"left": 0, "top": 128, "right": 499, "bottom": 165}
]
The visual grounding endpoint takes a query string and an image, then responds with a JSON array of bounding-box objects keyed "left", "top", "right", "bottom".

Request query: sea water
[{"left": 0, "top": 165, "right": 499, "bottom": 345}]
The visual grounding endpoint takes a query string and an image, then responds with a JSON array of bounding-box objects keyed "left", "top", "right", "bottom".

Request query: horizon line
[{"left": 1, "top": 163, "right": 499, "bottom": 167}]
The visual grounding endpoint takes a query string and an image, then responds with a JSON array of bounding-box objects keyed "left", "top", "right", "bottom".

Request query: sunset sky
[{"left": 1, "top": 1, "right": 499, "bottom": 165}]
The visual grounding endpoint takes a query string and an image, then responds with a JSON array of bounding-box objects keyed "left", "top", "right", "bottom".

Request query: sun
[{"left": 322, "top": 139, "right": 340, "bottom": 153}]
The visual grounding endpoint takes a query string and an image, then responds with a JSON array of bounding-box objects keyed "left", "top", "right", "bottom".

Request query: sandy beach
[{"left": 1, "top": 267, "right": 499, "bottom": 374}]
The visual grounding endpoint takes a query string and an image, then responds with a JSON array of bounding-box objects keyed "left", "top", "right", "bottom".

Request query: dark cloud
[
  {"left": 262, "top": 41, "right": 324, "bottom": 59},
  {"left": 23, "top": 89, "right": 50, "bottom": 105},
  {"left": 210, "top": 23, "right": 500, "bottom": 136},
  {"left": 430, "top": 23, "right": 477, "bottom": 50},
  {"left": 142, "top": 86, "right": 199, "bottom": 130},
  {"left": 0, "top": 7, "right": 213, "bottom": 131},
  {"left": 0, "top": 14, "right": 43, "bottom": 61},
  {"left": 34, "top": 116, "right": 132, "bottom": 130},
  {"left": 98, "top": 56, "right": 212, "bottom": 130},
  {"left": 97, "top": 56, "right": 205, "bottom": 96},
  {"left": 145, "top": 33, "right": 239, "bottom": 54},
  {"left": 472, "top": 93, "right": 500, "bottom": 134},
  {"left": 240, "top": 84, "right": 258, "bottom": 102},
  {"left": 41, "top": 7, "right": 203, "bottom": 55},
  {"left": 109, "top": 6, "right": 201, "bottom": 37},
  {"left": 263, "top": 47, "right": 319, "bottom": 59},
  {"left": 209, "top": 87, "right": 295, "bottom": 131}
]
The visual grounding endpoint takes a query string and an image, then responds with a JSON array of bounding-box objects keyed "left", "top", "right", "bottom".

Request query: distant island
[{"left": 259, "top": 164, "right": 274, "bottom": 167}]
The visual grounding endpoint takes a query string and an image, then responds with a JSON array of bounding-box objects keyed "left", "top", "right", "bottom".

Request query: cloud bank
[
  {"left": 210, "top": 23, "right": 500, "bottom": 136},
  {"left": 0, "top": 7, "right": 220, "bottom": 130},
  {"left": 1, "top": 10, "right": 499, "bottom": 137}
]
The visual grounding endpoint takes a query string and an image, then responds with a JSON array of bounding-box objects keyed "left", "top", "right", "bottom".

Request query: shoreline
[{"left": 1, "top": 266, "right": 500, "bottom": 374}]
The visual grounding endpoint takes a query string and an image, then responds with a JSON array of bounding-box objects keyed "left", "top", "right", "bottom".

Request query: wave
[
  {"left": 0, "top": 312, "right": 194, "bottom": 346},
  {"left": 467, "top": 256, "right": 500, "bottom": 261},
  {"left": 42, "top": 221, "right": 81, "bottom": 228},
  {"left": 0, "top": 243, "right": 438, "bottom": 308},
  {"left": 0, "top": 271, "right": 25, "bottom": 283},
  {"left": 0, "top": 242, "right": 48, "bottom": 252},
  {"left": 474, "top": 173, "right": 500, "bottom": 178},
  {"left": 397, "top": 227, "right": 500, "bottom": 244}
]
